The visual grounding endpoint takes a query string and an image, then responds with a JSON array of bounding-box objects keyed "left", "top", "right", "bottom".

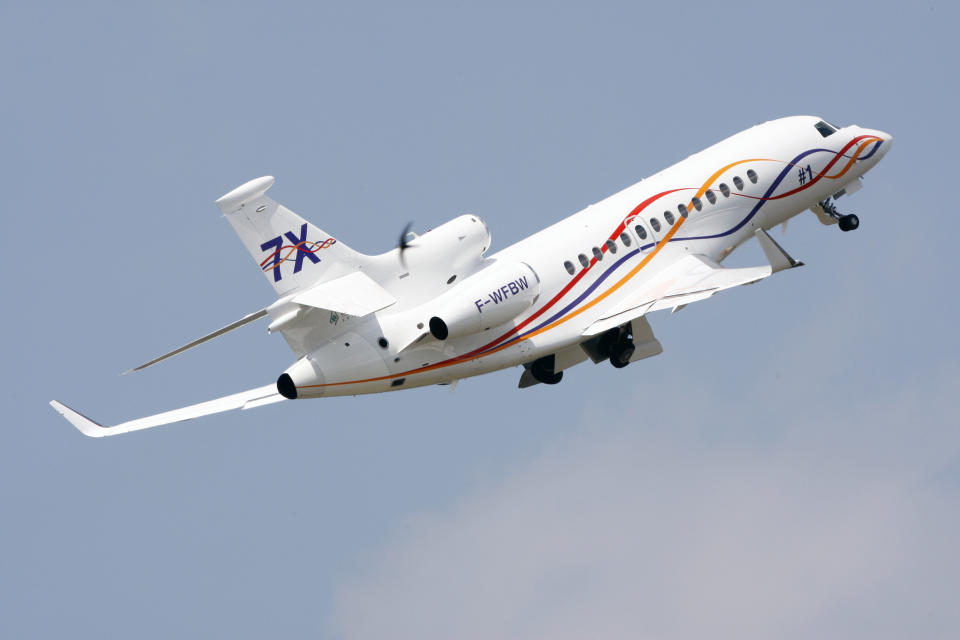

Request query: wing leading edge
[{"left": 49, "top": 384, "right": 284, "bottom": 438}]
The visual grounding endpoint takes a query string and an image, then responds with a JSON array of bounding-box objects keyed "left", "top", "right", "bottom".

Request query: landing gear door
[{"left": 628, "top": 317, "right": 663, "bottom": 363}]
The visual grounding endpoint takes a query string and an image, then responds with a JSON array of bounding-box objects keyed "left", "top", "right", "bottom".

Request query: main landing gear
[
  {"left": 597, "top": 327, "right": 635, "bottom": 369},
  {"left": 818, "top": 198, "right": 859, "bottom": 232},
  {"left": 530, "top": 355, "right": 563, "bottom": 385},
  {"left": 526, "top": 326, "right": 635, "bottom": 386}
]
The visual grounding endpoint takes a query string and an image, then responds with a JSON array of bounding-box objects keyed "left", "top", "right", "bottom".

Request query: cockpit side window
[{"left": 814, "top": 120, "right": 838, "bottom": 138}]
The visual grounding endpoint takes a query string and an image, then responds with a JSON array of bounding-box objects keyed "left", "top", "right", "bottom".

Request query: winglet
[
  {"left": 755, "top": 228, "right": 803, "bottom": 273},
  {"left": 49, "top": 400, "right": 107, "bottom": 438}
]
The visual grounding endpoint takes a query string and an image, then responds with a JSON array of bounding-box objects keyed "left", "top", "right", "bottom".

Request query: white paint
[{"left": 50, "top": 116, "right": 892, "bottom": 436}]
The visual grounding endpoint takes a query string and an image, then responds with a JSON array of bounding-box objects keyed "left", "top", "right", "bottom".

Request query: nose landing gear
[
  {"left": 838, "top": 214, "right": 859, "bottom": 232},
  {"left": 818, "top": 198, "right": 860, "bottom": 232}
]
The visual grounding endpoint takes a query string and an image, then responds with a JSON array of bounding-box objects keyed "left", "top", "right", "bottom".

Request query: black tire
[
  {"left": 531, "top": 359, "right": 563, "bottom": 385},
  {"left": 536, "top": 369, "right": 563, "bottom": 384},
  {"left": 838, "top": 214, "right": 859, "bottom": 232},
  {"left": 610, "top": 339, "right": 634, "bottom": 369},
  {"left": 597, "top": 329, "right": 620, "bottom": 358}
]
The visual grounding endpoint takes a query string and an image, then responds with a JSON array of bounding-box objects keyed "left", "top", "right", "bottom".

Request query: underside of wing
[
  {"left": 49, "top": 384, "right": 284, "bottom": 438},
  {"left": 584, "top": 229, "right": 801, "bottom": 337}
]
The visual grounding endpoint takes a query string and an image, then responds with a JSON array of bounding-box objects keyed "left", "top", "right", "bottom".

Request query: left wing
[
  {"left": 49, "top": 384, "right": 284, "bottom": 438},
  {"left": 126, "top": 272, "right": 396, "bottom": 374},
  {"left": 125, "top": 309, "right": 268, "bottom": 374},
  {"left": 585, "top": 228, "right": 801, "bottom": 336}
]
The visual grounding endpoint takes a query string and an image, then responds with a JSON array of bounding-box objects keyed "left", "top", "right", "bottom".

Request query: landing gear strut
[{"left": 819, "top": 198, "right": 859, "bottom": 232}]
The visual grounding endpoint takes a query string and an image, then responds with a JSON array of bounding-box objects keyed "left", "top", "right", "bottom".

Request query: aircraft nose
[
  {"left": 858, "top": 128, "right": 892, "bottom": 163},
  {"left": 874, "top": 130, "right": 893, "bottom": 157}
]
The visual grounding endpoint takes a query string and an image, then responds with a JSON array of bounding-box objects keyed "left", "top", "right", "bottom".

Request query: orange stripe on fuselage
[
  {"left": 764, "top": 135, "right": 880, "bottom": 201},
  {"left": 299, "top": 158, "right": 769, "bottom": 390}
]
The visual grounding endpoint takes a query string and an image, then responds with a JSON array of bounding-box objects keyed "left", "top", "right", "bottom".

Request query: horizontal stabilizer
[
  {"left": 49, "top": 384, "right": 284, "bottom": 438},
  {"left": 125, "top": 309, "right": 268, "bottom": 374},
  {"left": 292, "top": 271, "right": 396, "bottom": 317}
]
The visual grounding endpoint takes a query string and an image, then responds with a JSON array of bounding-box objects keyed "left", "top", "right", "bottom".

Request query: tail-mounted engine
[
  {"left": 405, "top": 215, "right": 491, "bottom": 275},
  {"left": 428, "top": 261, "right": 540, "bottom": 340}
]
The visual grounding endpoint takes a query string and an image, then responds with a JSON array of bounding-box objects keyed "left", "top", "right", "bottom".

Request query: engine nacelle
[
  {"left": 428, "top": 261, "right": 540, "bottom": 340},
  {"left": 406, "top": 214, "right": 491, "bottom": 275}
]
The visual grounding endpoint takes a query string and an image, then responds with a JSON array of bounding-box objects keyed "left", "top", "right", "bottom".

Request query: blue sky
[{"left": 2, "top": 1, "right": 957, "bottom": 638}]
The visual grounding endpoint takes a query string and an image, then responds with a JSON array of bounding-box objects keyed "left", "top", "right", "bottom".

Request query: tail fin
[{"left": 215, "top": 176, "right": 365, "bottom": 296}]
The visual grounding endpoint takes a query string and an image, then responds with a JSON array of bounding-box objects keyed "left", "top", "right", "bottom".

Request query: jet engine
[
  {"left": 428, "top": 261, "right": 540, "bottom": 340},
  {"left": 405, "top": 215, "right": 491, "bottom": 275}
]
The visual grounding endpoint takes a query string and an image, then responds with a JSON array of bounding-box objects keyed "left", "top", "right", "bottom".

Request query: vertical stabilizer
[{"left": 215, "top": 176, "right": 365, "bottom": 296}]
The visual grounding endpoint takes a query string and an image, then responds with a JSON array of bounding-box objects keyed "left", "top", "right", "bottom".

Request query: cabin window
[
  {"left": 620, "top": 231, "right": 632, "bottom": 247},
  {"left": 747, "top": 169, "right": 758, "bottom": 184},
  {"left": 691, "top": 197, "right": 703, "bottom": 211},
  {"left": 578, "top": 253, "right": 589, "bottom": 268},
  {"left": 664, "top": 211, "right": 675, "bottom": 225},
  {"left": 705, "top": 189, "right": 716, "bottom": 204},
  {"left": 733, "top": 175, "right": 744, "bottom": 190},
  {"left": 678, "top": 203, "right": 689, "bottom": 218},
  {"left": 814, "top": 120, "right": 837, "bottom": 137},
  {"left": 563, "top": 260, "right": 575, "bottom": 275},
  {"left": 634, "top": 224, "right": 648, "bottom": 240},
  {"left": 606, "top": 239, "right": 617, "bottom": 254},
  {"left": 649, "top": 218, "right": 661, "bottom": 232},
  {"left": 592, "top": 246, "right": 603, "bottom": 261},
  {"left": 719, "top": 183, "right": 730, "bottom": 197}
]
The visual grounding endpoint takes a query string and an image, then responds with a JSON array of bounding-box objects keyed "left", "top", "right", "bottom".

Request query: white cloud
[{"left": 330, "top": 363, "right": 960, "bottom": 640}]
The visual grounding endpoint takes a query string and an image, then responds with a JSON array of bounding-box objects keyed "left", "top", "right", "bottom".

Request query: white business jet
[{"left": 50, "top": 116, "right": 891, "bottom": 436}]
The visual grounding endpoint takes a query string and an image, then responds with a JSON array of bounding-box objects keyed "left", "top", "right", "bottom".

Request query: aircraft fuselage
[{"left": 284, "top": 116, "right": 891, "bottom": 397}]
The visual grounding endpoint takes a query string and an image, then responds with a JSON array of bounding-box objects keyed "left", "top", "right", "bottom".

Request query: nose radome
[{"left": 874, "top": 130, "right": 893, "bottom": 159}]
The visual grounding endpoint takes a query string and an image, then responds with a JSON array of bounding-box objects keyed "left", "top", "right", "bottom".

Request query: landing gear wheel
[
  {"left": 597, "top": 329, "right": 620, "bottom": 359},
  {"left": 534, "top": 369, "right": 563, "bottom": 385},
  {"left": 531, "top": 359, "right": 563, "bottom": 385},
  {"left": 818, "top": 198, "right": 859, "bottom": 232},
  {"left": 609, "top": 338, "right": 635, "bottom": 369},
  {"left": 838, "top": 214, "right": 859, "bottom": 232}
]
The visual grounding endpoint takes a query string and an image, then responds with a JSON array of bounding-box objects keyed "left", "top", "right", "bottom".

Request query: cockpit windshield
[{"left": 814, "top": 120, "right": 838, "bottom": 137}]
